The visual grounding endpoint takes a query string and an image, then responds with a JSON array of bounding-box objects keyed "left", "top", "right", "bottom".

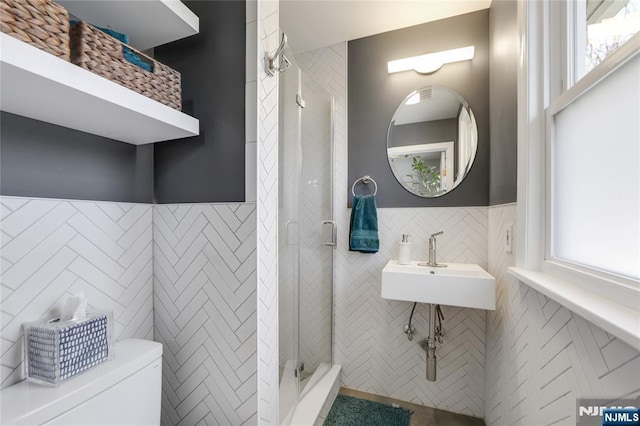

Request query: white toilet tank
[{"left": 1, "top": 339, "right": 162, "bottom": 425}]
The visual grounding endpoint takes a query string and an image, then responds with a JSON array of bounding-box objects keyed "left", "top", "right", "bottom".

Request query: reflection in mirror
[{"left": 387, "top": 86, "right": 478, "bottom": 198}]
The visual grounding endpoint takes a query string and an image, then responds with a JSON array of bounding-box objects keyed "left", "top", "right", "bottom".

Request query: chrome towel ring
[{"left": 352, "top": 175, "right": 378, "bottom": 196}]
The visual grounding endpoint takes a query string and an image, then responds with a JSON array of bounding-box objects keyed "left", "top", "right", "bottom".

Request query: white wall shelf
[
  {"left": 58, "top": 0, "right": 199, "bottom": 51},
  {"left": 0, "top": 33, "right": 199, "bottom": 145}
]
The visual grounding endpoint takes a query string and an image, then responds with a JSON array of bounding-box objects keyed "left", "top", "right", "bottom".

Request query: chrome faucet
[{"left": 426, "top": 231, "right": 447, "bottom": 267}]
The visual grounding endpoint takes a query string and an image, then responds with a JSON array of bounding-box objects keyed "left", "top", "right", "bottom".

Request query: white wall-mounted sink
[{"left": 381, "top": 260, "right": 496, "bottom": 310}]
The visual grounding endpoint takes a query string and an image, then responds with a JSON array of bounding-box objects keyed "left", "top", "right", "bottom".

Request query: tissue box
[{"left": 23, "top": 311, "right": 113, "bottom": 385}]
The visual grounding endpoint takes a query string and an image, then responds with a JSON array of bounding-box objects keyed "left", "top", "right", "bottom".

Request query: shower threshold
[{"left": 280, "top": 362, "right": 342, "bottom": 426}]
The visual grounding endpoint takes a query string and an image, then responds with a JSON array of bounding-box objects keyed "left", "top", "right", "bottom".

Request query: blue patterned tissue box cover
[{"left": 24, "top": 312, "right": 112, "bottom": 385}]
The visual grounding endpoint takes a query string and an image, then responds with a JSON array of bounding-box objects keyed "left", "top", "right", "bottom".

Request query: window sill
[{"left": 509, "top": 267, "right": 640, "bottom": 351}]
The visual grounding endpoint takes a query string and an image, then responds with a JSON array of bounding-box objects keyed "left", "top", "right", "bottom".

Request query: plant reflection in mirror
[{"left": 406, "top": 155, "right": 443, "bottom": 196}]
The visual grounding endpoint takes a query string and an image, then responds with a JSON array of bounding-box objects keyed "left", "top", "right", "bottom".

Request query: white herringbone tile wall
[
  {"left": 485, "top": 204, "right": 640, "bottom": 425},
  {"left": 153, "top": 204, "right": 257, "bottom": 426},
  {"left": 257, "top": 0, "right": 280, "bottom": 424},
  {"left": 0, "top": 196, "right": 153, "bottom": 388},
  {"left": 298, "top": 42, "right": 488, "bottom": 417}
]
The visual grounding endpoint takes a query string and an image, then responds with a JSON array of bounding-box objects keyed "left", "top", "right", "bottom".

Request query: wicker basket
[
  {"left": 0, "top": 0, "right": 69, "bottom": 60},
  {"left": 71, "top": 21, "right": 181, "bottom": 110}
]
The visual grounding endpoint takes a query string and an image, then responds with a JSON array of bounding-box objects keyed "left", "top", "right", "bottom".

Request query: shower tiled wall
[
  {"left": 0, "top": 196, "right": 153, "bottom": 388},
  {"left": 298, "top": 42, "right": 488, "bottom": 417},
  {"left": 485, "top": 203, "right": 640, "bottom": 425}
]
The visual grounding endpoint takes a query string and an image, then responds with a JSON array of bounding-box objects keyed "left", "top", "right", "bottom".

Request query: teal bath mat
[{"left": 325, "top": 394, "right": 411, "bottom": 426}]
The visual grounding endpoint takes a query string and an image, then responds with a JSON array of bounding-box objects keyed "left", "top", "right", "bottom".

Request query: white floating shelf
[
  {"left": 58, "top": 0, "right": 199, "bottom": 51},
  {"left": 0, "top": 33, "right": 199, "bottom": 145}
]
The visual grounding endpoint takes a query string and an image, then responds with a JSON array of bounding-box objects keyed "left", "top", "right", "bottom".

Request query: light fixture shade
[{"left": 388, "top": 46, "right": 475, "bottom": 74}]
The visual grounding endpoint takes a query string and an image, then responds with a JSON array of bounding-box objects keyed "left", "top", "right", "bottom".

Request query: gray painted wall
[
  {"left": 489, "top": 0, "right": 518, "bottom": 205},
  {"left": 348, "top": 10, "right": 490, "bottom": 207},
  {"left": 153, "top": 0, "right": 246, "bottom": 204},
  {"left": 0, "top": 112, "right": 154, "bottom": 203},
  {"left": 389, "top": 118, "right": 458, "bottom": 148}
]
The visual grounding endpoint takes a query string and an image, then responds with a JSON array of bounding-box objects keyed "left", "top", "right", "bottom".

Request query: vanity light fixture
[{"left": 387, "top": 46, "right": 475, "bottom": 75}]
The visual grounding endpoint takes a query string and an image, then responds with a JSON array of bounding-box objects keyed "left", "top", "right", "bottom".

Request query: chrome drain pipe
[{"left": 419, "top": 303, "right": 438, "bottom": 381}]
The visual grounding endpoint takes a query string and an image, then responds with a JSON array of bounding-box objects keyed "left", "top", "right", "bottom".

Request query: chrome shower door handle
[
  {"left": 321, "top": 220, "right": 337, "bottom": 247},
  {"left": 286, "top": 221, "right": 298, "bottom": 245}
]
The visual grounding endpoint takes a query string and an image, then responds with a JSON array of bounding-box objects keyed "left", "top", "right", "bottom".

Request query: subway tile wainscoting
[
  {"left": 0, "top": 199, "right": 260, "bottom": 425},
  {"left": 153, "top": 204, "right": 257, "bottom": 425},
  {"left": 485, "top": 204, "right": 640, "bottom": 425},
  {"left": 0, "top": 197, "right": 154, "bottom": 388},
  {"left": 3, "top": 201, "right": 637, "bottom": 424}
]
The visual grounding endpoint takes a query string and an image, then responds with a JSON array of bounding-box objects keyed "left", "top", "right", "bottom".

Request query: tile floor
[{"left": 339, "top": 387, "right": 486, "bottom": 426}]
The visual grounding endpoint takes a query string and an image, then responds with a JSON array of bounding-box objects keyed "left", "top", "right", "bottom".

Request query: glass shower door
[
  {"left": 297, "top": 74, "right": 334, "bottom": 392},
  {"left": 278, "top": 55, "right": 334, "bottom": 421},
  {"left": 278, "top": 63, "right": 302, "bottom": 418}
]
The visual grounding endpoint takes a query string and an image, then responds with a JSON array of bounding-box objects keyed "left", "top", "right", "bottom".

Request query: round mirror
[{"left": 387, "top": 86, "right": 478, "bottom": 198}]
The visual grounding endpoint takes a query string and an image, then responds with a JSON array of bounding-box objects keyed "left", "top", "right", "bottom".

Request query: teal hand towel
[{"left": 349, "top": 194, "right": 379, "bottom": 253}]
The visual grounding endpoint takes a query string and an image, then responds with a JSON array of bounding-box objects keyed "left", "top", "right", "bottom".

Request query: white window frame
[
  {"left": 544, "top": 35, "right": 640, "bottom": 305},
  {"left": 510, "top": 0, "right": 640, "bottom": 350}
]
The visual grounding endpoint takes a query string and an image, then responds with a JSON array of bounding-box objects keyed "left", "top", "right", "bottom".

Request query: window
[
  {"left": 582, "top": 0, "right": 640, "bottom": 75},
  {"left": 563, "top": 0, "right": 640, "bottom": 89},
  {"left": 515, "top": 0, "right": 640, "bottom": 323},
  {"left": 547, "top": 47, "right": 640, "bottom": 284},
  {"left": 547, "top": 0, "right": 640, "bottom": 297}
]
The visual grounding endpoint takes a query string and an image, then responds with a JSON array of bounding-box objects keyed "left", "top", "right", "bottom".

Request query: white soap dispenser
[{"left": 398, "top": 234, "right": 412, "bottom": 265}]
